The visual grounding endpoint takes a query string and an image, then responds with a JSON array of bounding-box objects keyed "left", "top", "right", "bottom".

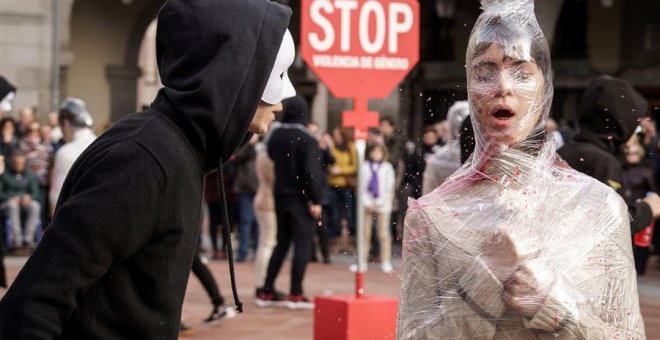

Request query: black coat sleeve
[
  {"left": 301, "top": 137, "right": 326, "bottom": 205},
  {"left": 0, "top": 140, "right": 165, "bottom": 339},
  {"left": 595, "top": 160, "right": 654, "bottom": 234}
]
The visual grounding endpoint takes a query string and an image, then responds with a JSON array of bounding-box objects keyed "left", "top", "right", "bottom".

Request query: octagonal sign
[{"left": 301, "top": 0, "right": 420, "bottom": 99}]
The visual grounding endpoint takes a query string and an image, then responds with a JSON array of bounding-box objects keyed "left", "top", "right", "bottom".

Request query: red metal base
[{"left": 313, "top": 294, "right": 399, "bottom": 340}]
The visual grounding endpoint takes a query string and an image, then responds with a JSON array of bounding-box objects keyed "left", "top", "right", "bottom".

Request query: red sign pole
[{"left": 302, "top": 0, "right": 419, "bottom": 337}]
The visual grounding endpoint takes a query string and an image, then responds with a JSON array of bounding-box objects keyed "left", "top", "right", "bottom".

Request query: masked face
[
  {"left": 469, "top": 44, "right": 544, "bottom": 145},
  {"left": 261, "top": 29, "right": 296, "bottom": 105},
  {"left": 251, "top": 29, "right": 296, "bottom": 135},
  {"left": 0, "top": 92, "right": 15, "bottom": 114}
]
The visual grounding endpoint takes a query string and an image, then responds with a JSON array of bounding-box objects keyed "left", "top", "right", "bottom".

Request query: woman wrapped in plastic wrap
[{"left": 397, "top": 0, "right": 645, "bottom": 339}]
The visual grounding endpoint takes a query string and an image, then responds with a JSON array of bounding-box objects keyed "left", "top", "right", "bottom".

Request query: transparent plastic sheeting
[
  {"left": 397, "top": 0, "right": 646, "bottom": 339},
  {"left": 422, "top": 101, "right": 470, "bottom": 195}
]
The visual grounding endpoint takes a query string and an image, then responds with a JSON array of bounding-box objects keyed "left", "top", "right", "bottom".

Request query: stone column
[{"left": 106, "top": 65, "right": 141, "bottom": 122}]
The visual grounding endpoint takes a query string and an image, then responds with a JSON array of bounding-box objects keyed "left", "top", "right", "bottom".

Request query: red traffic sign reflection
[{"left": 301, "top": 0, "right": 420, "bottom": 99}]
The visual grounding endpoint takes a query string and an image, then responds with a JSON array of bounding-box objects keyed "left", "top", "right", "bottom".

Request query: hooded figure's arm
[
  {"left": 0, "top": 141, "right": 164, "bottom": 339},
  {"left": 301, "top": 136, "right": 326, "bottom": 205},
  {"left": 593, "top": 159, "right": 652, "bottom": 233}
]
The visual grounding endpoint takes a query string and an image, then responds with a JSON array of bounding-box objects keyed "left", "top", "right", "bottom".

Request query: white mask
[
  {"left": 261, "top": 29, "right": 296, "bottom": 105},
  {"left": 0, "top": 91, "right": 15, "bottom": 113}
]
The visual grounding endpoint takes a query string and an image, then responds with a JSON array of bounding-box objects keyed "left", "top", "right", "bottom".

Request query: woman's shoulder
[{"left": 552, "top": 164, "right": 628, "bottom": 217}]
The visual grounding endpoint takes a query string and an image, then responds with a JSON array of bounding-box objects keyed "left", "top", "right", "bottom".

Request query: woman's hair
[
  {"left": 470, "top": 15, "right": 550, "bottom": 78},
  {"left": 334, "top": 126, "right": 354, "bottom": 145},
  {"left": 0, "top": 117, "right": 16, "bottom": 131}
]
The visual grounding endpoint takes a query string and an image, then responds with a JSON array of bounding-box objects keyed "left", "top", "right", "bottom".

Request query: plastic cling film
[{"left": 397, "top": 0, "right": 646, "bottom": 339}]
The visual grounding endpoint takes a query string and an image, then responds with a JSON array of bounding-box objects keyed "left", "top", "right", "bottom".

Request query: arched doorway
[{"left": 62, "top": 0, "right": 164, "bottom": 128}]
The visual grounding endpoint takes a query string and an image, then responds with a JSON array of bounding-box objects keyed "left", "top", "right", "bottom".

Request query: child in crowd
[{"left": 352, "top": 144, "right": 395, "bottom": 273}]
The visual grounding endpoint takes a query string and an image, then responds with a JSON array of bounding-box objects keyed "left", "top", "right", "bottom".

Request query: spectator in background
[
  {"left": 0, "top": 75, "right": 13, "bottom": 288},
  {"left": 434, "top": 120, "right": 449, "bottom": 147},
  {"left": 234, "top": 135, "right": 259, "bottom": 262},
  {"left": 379, "top": 116, "right": 407, "bottom": 241},
  {"left": 19, "top": 120, "right": 53, "bottom": 226},
  {"left": 48, "top": 111, "right": 63, "bottom": 146},
  {"left": 327, "top": 127, "right": 358, "bottom": 243},
  {"left": 307, "top": 121, "right": 334, "bottom": 264},
  {"left": 258, "top": 95, "right": 325, "bottom": 309},
  {"left": 253, "top": 132, "right": 279, "bottom": 296},
  {"left": 622, "top": 135, "right": 656, "bottom": 275},
  {"left": 16, "top": 107, "right": 34, "bottom": 139},
  {"left": 0, "top": 118, "right": 18, "bottom": 162},
  {"left": 204, "top": 172, "right": 228, "bottom": 260},
  {"left": 0, "top": 154, "right": 4, "bottom": 288},
  {"left": 423, "top": 101, "right": 470, "bottom": 195},
  {"left": 0, "top": 152, "right": 40, "bottom": 249},
  {"left": 0, "top": 76, "right": 16, "bottom": 119},
  {"left": 545, "top": 117, "right": 564, "bottom": 149},
  {"left": 379, "top": 116, "right": 404, "bottom": 171},
  {"left": 49, "top": 98, "right": 96, "bottom": 216},
  {"left": 421, "top": 126, "right": 441, "bottom": 160},
  {"left": 558, "top": 76, "right": 660, "bottom": 234},
  {"left": 351, "top": 144, "right": 395, "bottom": 273},
  {"left": 640, "top": 117, "right": 657, "bottom": 159}
]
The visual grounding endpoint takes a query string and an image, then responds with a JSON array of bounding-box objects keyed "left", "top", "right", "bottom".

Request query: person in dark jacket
[
  {"left": 233, "top": 135, "right": 259, "bottom": 262},
  {"left": 257, "top": 95, "right": 325, "bottom": 309},
  {"left": 558, "top": 75, "right": 660, "bottom": 234},
  {"left": 0, "top": 152, "right": 41, "bottom": 249},
  {"left": 0, "top": 75, "right": 14, "bottom": 289},
  {"left": 0, "top": 0, "right": 296, "bottom": 338}
]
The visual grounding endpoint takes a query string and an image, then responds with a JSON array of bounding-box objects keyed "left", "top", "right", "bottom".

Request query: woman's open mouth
[
  {"left": 490, "top": 106, "right": 516, "bottom": 129},
  {"left": 493, "top": 109, "right": 514, "bottom": 120}
]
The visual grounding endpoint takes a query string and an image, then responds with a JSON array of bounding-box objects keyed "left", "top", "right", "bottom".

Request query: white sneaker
[{"left": 381, "top": 262, "right": 393, "bottom": 273}]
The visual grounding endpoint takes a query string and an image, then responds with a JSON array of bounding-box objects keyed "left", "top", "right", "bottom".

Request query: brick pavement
[{"left": 1, "top": 254, "right": 659, "bottom": 339}]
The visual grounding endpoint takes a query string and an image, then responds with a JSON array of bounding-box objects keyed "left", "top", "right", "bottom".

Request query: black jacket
[
  {"left": 0, "top": 1, "right": 291, "bottom": 339},
  {"left": 558, "top": 76, "right": 651, "bottom": 233},
  {"left": 267, "top": 96, "right": 325, "bottom": 204}
]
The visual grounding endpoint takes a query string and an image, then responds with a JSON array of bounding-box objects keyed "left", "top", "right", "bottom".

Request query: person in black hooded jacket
[
  {"left": 558, "top": 75, "right": 660, "bottom": 234},
  {"left": 0, "top": 0, "right": 296, "bottom": 338},
  {"left": 257, "top": 95, "right": 325, "bottom": 309}
]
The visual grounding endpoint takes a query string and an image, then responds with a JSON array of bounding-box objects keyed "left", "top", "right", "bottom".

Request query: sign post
[{"left": 302, "top": 0, "right": 419, "bottom": 338}]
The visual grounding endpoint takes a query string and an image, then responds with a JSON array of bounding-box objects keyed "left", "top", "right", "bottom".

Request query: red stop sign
[{"left": 301, "top": 0, "right": 420, "bottom": 99}]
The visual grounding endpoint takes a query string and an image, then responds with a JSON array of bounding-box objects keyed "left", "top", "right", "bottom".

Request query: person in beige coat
[
  {"left": 253, "top": 138, "right": 278, "bottom": 297},
  {"left": 397, "top": 0, "right": 645, "bottom": 339}
]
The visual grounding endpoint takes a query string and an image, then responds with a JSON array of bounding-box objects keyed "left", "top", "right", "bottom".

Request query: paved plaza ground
[{"left": 2, "top": 252, "right": 659, "bottom": 339}]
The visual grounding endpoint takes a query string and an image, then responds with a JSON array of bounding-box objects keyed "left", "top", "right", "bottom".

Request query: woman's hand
[
  {"left": 480, "top": 231, "right": 520, "bottom": 282},
  {"left": 503, "top": 265, "right": 548, "bottom": 319}
]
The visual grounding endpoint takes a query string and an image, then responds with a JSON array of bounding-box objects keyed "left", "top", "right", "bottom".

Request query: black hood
[
  {"left": 152, "top": 0, "right": 291, "bottom": 168},
  {"left": 281, "top": 95, "right": 309, "bottom": 125},
  {"left": 575, "top": 75, "right": 646, "bottom": 153},
  {"left": 0, "top": 76, "right": 16, "bottom": 100}
]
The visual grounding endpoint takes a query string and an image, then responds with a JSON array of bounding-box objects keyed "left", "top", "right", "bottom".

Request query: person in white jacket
[
  {"left": 352, "top": 144, "right": 395, "bottom": 273},
  {"left": 48, "top": 97, "right": 96, "bottom": 215}
]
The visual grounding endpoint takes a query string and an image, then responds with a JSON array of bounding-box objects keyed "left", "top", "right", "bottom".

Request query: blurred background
[{"left": 1, "top": 0, "right": 659, "bottom": 137}]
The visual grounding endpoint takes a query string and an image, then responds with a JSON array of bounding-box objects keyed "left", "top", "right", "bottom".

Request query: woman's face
[
  {"left": 369, "top": 147, "right": 384, "bottom": 162},
  {"left": 332, "top": 128, "right": 344, "bottom": 144},
  {"left": 469, "top": 44, "right": 545, "bottom": 145}
]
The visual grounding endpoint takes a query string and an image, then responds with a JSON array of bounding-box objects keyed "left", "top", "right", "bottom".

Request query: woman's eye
[
  {"left": 475, "top": 69, "right": 495, "bottom": 82},
  {"left": 511, "top": 67, "right": 532, "bottom": 81}
]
